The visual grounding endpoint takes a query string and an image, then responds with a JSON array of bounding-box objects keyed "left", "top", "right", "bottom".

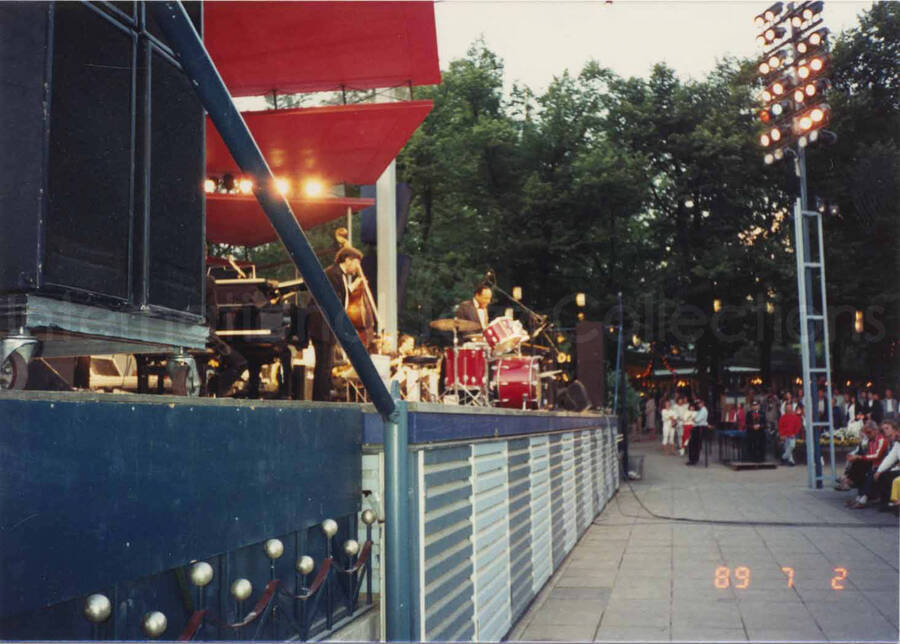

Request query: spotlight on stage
[
  {"left": 238, "top": 178, "right": 253, "bottom": 194},
  {"left": 275, "top": 178, "right": 290, "bottom": 196},
  {"left": 303, "top": 178, "right": 325, "bottom": 198}
]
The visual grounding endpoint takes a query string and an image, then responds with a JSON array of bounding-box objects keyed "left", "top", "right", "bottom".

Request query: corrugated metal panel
[
  {"left": 471, "top": 441, "right": 511, "bottom": 642},
  {"left": 506, "top": 438, "right": 532, "bottom": 623},
  {"left": 580, "top": 431, "right": 595, "bottom": 526},
  {"left": 561, "top": 433, "right": 577, "bottom": 552},
  {"left": 592, "top": 430, "right": 604, "bottom": 512},
  {"left": 528, "top": 435, "right": 552, "bottom": 594},
  {"left": 548, "top": 435, "right": 566, "bottom": 568},
  {"left": 608, "top": 420, "right": 620, "bottom": 492},
  {"left": 421, "top": 446, "right": 475, "bottom": 642},
  {"left": 574, "top": 433, "right": 586, "bottom": 531}
]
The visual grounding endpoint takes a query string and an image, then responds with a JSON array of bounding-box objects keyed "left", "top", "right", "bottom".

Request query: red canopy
[
  {"left": 206, "top": 193, "right": 374, "bottom": 247},
  {"left": 206, "top": 101, "right": 433, "bottom": 186},
  {"left": 204, "top": 1, "right": 441, "bottom": 97}
]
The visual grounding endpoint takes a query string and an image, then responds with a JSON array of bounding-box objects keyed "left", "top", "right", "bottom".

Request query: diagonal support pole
[
  {"left": 147, "top": 1, "right": 395, "bottom": 421},
  {"left": 148, "top": 3, "right": 411, "bottom": 639}
]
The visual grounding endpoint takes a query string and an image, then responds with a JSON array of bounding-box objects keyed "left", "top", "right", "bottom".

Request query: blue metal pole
[
  {"left": 383, "top": 381, "right": 412, "bottom": 640},
  {"left": 148, "top": 1, "right": 396, "bottom": 420}
]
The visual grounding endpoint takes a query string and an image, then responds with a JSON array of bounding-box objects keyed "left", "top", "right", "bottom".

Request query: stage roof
[
  {"left": 203, "top": 1, "right": 441, "bottom": 97},
  {"left": 206, "top": 101, "right": 433, "bottom": 186},
  {"left": 206, "top": 193, "right": 374, "bottom": 247}
]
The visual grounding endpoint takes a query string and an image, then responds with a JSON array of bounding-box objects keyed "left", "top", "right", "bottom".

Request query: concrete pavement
[{"left": 509, "top": 444, "right": 899, "bottom": 642}]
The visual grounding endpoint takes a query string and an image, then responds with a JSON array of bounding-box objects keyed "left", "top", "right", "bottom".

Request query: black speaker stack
[
  {"left": 575, "top": 321, "right": 607, "bottom": 409},
  {"left": 0, "top": 2, "right": 206, "bottom": 353}
]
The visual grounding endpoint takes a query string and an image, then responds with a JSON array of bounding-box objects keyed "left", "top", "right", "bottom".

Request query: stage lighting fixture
[
  {"left": 275, "top": 178, "right": 290, "bottom": 195},
  {"left": 512, "top": 286, "right": 522, "bottom": 300},
  {"left": 303, "top": 178, "right": 325, "bottom": 198},
  {"left": 764, "top": 152, "right": 775, "bottom": 165},
  {"left": 238, "top": 178, "right": 253, "bottom": 194},
  {"left": 204, "top": 178, "right": 216, "bottom": 193}
]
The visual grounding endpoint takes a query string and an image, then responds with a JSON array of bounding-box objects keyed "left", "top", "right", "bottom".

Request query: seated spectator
[
  {"left": 835, "top": 422, "right": 871, "bottom": 491},
  {"left": 848, "top": 421, "right": 890, "bottom": 508},
  {"left": 871, "top": 420, "right": 900, "bottom": 512},
  {"left": 778, "top": 403, "right": 803, "bottom": 466}
]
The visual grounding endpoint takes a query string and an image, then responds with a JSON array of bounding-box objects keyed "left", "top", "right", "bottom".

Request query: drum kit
[{"left": 430, "top": 316, "right": 548, "bottom": 409}]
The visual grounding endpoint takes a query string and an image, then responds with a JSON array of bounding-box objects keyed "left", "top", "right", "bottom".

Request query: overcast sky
[{"left": 434, "top": 0, "right": 874, "bottom": 93}]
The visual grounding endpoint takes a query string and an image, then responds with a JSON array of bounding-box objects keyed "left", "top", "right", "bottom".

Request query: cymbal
[{"left": 429, "top": 318, "right": 481, "bottom": 333}]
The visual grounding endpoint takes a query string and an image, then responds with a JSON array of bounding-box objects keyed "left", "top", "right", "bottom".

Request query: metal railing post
[{"left": 383, "top": 381, "right": 411, "bottom": 640}]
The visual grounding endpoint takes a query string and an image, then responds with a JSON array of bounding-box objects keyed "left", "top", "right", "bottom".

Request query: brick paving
[{"left": 509, "top": 443, "right": 899, "bottom": 642}]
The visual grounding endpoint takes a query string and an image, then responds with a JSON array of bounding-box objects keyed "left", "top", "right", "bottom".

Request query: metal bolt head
[
  {"left": 361, "top": 509, "right": 376, "bottom": 525},
  {"left": 321, "top": 518, "right": 338, "bottom": 537},
  {"left": 189, "top": 561, "right": 214, "bottom": 587},
  {"left": 264, "top": 538, "right": 284, "bottom": 560},
  {"left": 141, "top": 611, "right": 168, "bottom": 638},
  {"left": 342, "top": 539, "right": 360, "bottom": 557},
  {"left": 296, "top": 555, "right": 315, "bottom": 575},
  {"left": 230, "top": 578, "right": 253, "bottom": 601},
  {"left": 83, "top": 594, "right": 112, "bottom": 623}
]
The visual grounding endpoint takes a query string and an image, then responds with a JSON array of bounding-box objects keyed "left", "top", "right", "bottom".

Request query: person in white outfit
[{"left": 661, "top": 399, "right": 677, "bottom": 455}]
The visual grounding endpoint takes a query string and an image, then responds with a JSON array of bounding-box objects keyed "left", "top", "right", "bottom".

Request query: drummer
[{"left": 454, "top": 283, "right": 492, "bottom": 340}]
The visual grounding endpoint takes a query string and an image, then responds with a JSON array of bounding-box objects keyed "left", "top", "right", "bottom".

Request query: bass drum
[{"left": 493, "top": 356, "right": 541, "bottom": 409}]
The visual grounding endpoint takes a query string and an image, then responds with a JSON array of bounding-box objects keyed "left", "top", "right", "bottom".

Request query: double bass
[{"left": 345, "top": 266, "right": 379, "bottom": 348}]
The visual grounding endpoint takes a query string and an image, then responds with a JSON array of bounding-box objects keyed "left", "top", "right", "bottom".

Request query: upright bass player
[{"left": 306, "top": 246, "right": 377, "bottom": 401}]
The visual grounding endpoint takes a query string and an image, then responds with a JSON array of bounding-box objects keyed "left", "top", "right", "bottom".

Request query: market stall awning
[
  {"left": 206, "top": 101, "right": 433, "bottom": 186},
  {"left": 203, "top": 1, "right": 441, "bottom": 97},
  {"left": 206, "top": 193, "right": 374, "bottom": 247}
]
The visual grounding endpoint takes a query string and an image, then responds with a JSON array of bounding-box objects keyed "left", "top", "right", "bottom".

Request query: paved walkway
[{"left": 509, "top": 444, "right": 899, "bottom": 642}]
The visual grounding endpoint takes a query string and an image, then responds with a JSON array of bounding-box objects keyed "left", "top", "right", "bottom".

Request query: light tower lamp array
[{"left": 755, "top": 1, "right": 832, "bottom": 164}]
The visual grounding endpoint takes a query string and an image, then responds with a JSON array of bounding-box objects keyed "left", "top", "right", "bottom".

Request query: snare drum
[
  {"left": 444, "top": 345, "right": 488, "bottom": 389},
  {"left": 484, "top": 317, "right": 527, "bottom": 355},
  {"left": 493, "top": 355, "right": 541, "bottom": 409}
]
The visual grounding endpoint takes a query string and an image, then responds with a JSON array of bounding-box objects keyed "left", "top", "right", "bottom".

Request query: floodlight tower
[{"left": 753, "top": 1, "right": 836, "bottom": 489}]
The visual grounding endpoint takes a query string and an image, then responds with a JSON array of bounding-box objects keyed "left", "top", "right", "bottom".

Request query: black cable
[{"left": 592, "top": 479, "right": 899, "bottom": 529}]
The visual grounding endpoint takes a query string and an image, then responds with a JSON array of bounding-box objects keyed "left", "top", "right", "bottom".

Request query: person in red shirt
[{"left": 778, "top": 403, "right": 804, "bottom": 466}]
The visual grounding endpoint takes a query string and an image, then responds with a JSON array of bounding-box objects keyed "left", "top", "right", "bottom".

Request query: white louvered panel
[
  {"left": 471, "top": 441, "right": 511, "bottom": 642},
  {"left": 560, "top": 433, "right": 576, "bottom": 551},
  {"left": 528, "top": 435, "right": 552, "bottom": 593},
  {"left": 581, "top": 431, "right": 594, "bottom": 526}
]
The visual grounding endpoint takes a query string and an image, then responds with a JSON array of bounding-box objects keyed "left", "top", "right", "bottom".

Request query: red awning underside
[
  {"left": 206, "top": 101, "right": 433, "bottom": 186},
  {"left": 203, "top": 1, "right": 441, "bottom": 97},
  {"left": 206, "top": 193, "right": 374, "bottom": 247}
]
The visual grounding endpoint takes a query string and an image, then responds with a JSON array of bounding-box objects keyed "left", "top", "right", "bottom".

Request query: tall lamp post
[{"left": 753, "top": 0, "right": 837, "bottom": 488}]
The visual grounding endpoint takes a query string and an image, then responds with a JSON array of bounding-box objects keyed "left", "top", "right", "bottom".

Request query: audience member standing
[
  {"left": 765, "top": 394, "right": 780, "bottom": 433},
  {"left": 745, "top": 400, "right": 766, "bottom": 462},
  {"left": 870, "top": 393, "right": 884, "bottom": 424},
  {"left": 778, "top": 403, "right": 803, "bottom": 466},
  {"left": 884, "top": 389, "right": 897, "bottom": 421},
  {"left": 661, "top": 400, "right": 677, "bottom": 455},
  {"left": 687, "top": 399, "right": 708, "bottom": 465}
]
